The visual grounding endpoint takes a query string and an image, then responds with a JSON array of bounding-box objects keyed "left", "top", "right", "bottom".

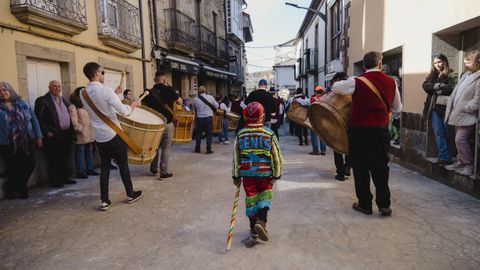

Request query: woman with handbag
[
  {"left": 422, "top": 53, "right": 457, "bottom": 166},
  {"left": 444, "top": 51, "right": 480, "bottom": 176}
]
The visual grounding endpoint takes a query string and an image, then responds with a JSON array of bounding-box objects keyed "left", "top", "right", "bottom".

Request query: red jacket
[{"left": 350, "top": 71, "right": 396, "bottom": 127}]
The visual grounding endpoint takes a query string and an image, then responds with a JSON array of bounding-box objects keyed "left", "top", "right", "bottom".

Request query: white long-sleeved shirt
[
  {"left": 331, "top": 69, "right": 403, "bottom": 113},
  {"left": 80, "top": 81, "right": 132, "bottom": 143}
]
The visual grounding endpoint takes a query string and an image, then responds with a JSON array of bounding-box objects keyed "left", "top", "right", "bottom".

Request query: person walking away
[
  {"left": 35, "top": 80, "right": 76, "bottom": 188},
  {"left": 422, "top": 53, "right": 457, "bottom": 165},
  {"left": 219, "top": 96, "right": 231, "bottom": 144},
  {"left": 0, "top": 82, "right": 43, "bottom": 199},
  {"left": 80, "top": 62, "right": 143, "bottom": 211},
  {"left": 245, "top": 79, "right": 275, "bottom": 127},
  {"left": 309, "top": 85, "right": 327, "bottom": 155},
  {"left": 291, "top": 88, "right": 309, "bottom": 146},
  {"left": 444, "top": 51, "right": 480, "bottom": 176},
  {"left": 143, "top": 71, "right": 182, "bottom": 178},
  {"left": 332, "top": 51, "right": 403, "bottom": 216},
  {"left": 232, "top": 102, "right": 283, "bottom": 242},
  {"left": 69, "top": 87, "right": 98, "bottom": 179},
  {"left": 193, "top": 85, "right": 219, "bottom": 154}
]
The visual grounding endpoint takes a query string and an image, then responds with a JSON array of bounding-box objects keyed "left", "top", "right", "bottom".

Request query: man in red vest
[{"left": 332, "top": 51, "right": 403, "bottom": 216}]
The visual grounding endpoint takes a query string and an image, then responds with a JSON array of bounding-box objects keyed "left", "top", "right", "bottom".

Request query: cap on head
[
  {"left": 258, "top": 79, "right": 268, "bottom": 86},
  {"left": 269, "top": 87, "right": 276, "bottom": 93},
  {"left": 243, "top": 102, "right": 265, "bottom": 127},
  {"left": 314, "top": 85, "right": 323, "bottom": 92}
]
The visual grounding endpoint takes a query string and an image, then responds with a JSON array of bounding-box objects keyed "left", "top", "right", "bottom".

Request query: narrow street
[{"left": 1, "top": 127, "right": 479, "bottom": 270}]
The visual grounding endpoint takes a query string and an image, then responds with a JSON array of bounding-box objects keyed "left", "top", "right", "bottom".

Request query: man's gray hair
[{"left": 198, "top": 85, "right": 206, "bottom": 94}]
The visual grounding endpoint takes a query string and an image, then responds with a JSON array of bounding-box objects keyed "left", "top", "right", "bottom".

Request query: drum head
[
  {"left": 127, "top": 107, "right": 164, "bottom": 125},
  {"left": 308, "top": 102, "right": 349, "bottom": 154}
]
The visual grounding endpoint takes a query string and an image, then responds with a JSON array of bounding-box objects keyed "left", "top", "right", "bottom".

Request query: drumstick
[
  {"left": 139, "top": 90, "right": 150, "bottom": 101},
  {"left": 119, "top": 72, "right": 125, "bottom": 88}
]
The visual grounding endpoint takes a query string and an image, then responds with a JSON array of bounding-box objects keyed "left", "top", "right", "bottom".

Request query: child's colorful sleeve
[
  {"left": 270, "top": 134, "right": 283, "bottom": 178},
  {"left": 232, "top": 136, "right": 240, "bottom": 178}
]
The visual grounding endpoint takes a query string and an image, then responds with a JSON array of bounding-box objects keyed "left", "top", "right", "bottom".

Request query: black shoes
[
  {"left": 75, "top": 173, "right": 88, "bottom": 179},
  {"left": 320, "top": 151, "right": 326, "bottom": 155},
  {"left": 379, "top": 208, "right": 392, "bottom": 216},
  {"left": 335, "top": 175, "right": 346, "bottom": 181},
  {"left": 50, "top": 182, "right": 64, "bottom": 188},
  {"left": 126, "top": 190, "right": 143, "bottom": 204},
  {"left": 309, "top": 152, "right": 320, "bottom": 155},
  {"left": 344, "top": 167, "right": 351, "bottom": 176},
  {"left": 194, "top": 148, "right": 201, "bottom": 153},
  {"left": 160, "top": 173, "right": 173, "bottom": 179},
  {"left": 352, "top": 202, "right": 373, "bottom": 215},
  {"left": 87, "top": 170, "right": 100, "bottom": 176},
  {"left": 436, "top": 160, "right": 453, "bottom": 166},
  {"left": 206, "top": 150, "right": 214, "bottom": 154},
  {"left": 64, "top": 179, "right": 77, "bottom": 185}
]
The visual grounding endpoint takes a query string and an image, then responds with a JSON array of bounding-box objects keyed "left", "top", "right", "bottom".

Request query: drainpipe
[
  {"left": 139, "top": 0, "right": 147, "bottom": 90},
  {"left": 323, "top": 2, "right": 327, "bottom": 88},
  {"left": 224, "top": 0, "right": 231, "bottom": 94}
]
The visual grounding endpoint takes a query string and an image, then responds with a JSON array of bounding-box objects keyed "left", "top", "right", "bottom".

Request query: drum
[
  {"left": 226, "top": 111, "right": 241, "bottom": 131},
  {"left": 213, "top": 109, "right": 224, "bottom": 133},
  {"left": 117, "top": 106, "right": 167, "bottom": 165},
  {"left": 172, "top": 110, "right": 195, "bottom": 144},
  {"left": 308, "top": 92, "right": 352, "bottom": 154},
  {"left": 287, "top": 102, "right": 312, "bottom": 129}
]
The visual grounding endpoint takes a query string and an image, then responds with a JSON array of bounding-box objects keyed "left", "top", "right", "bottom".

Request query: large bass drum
[
  {"left": 308, "top": 92, "right": 351, "bottom": 154},
  {"left": 226, "top": 111, "right": 241, "bottom": 131},
  {"left": 213, "top": 109, "right": 224, "bottom": 133},
  {"left": 172, "top": 110, "right": 195, "bottom": 144},
  {"left": 287, "top": 102, "right": 312, "bottom": 130},
  {"left": 117, "top": 106, "right": 167, "bottom": 164}
]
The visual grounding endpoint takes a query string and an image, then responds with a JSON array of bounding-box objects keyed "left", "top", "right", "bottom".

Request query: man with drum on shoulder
[
  {"left": 331, "top": 51, "right": 402, "bottom": 217},
  {"left": 143, "top": 71, "right": 182, "bottom": 179},
  {"left": 193, "top": 85, "right": 219, "bottom": 154},
  {"left": 81, "top": 62, "right": 143, "bottom": 211}
]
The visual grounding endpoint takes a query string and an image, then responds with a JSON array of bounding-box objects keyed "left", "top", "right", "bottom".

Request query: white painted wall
[{"left": 274, "top": 66, "right": 296, "bottom": 90}]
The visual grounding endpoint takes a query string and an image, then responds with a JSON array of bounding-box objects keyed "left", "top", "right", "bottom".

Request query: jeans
[
  {"left": 97, "top": 135, "right": 134, "bottom": 202},
  {"left": 430, "top": 110, "right": 451, "bottom": 161},
  {"left": 74, "top": 143, "right": 94, "bottom": 174},
  {"left": 218, "top": 118, "right": 229, "bottom": 142},
  {"left": 310, "top": 129, "right": 326, "bottom": 153},
  {"left": 150, "top": 122, "right": 173, "bottom": 173},
  {"left": 195, "top": 117, "right": 213, "bottom": 151}
]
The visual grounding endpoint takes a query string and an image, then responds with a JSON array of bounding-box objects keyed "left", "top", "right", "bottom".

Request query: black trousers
[
  {"left": 195, "top": 117, "right": 213, "bottom": 151},
  {"left": 44, "top": 133, "right": 71, "bottom": 185},
  {"left": 97, "top": 135, "right": 134, "bottom": 202},
  {"left": 270, "top": 122, "right": 279, "bottom": 139},
  {"left": 349, "top": 127, "right": 391, "bottom": 209},
  {"left": 334, "top": 152, "right": 351, "bottom": 176},
  {"left": 295, "top": 123, "right": 308, "bottom": 145},
  {"left": 0, "top": 144, "right": 35, "bottom": 197}
]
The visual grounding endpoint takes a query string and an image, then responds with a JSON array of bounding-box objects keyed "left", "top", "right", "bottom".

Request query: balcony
[
  {"left": 296, "top": 57, "right": 306, "bottom": 79},
  {"left": 10, "top": 0, "right": 88, "bottom": 35},
  {"left": 230, "top": 62, "right": 244, "bottom": 83},
  {"left": 96, "top": 0, "right": 141, "bottom": 53},
  {"left": 164, "top": 8, "right": 197, "bottom": 53},
  {"left": 218, "top": 37, "right": 229, "bottom": 63},
  {"left": 305, "top": 48, "right": 318, "bottom": 74},
  {"left": 196, "top": 25, "right": 217, "bottom": 61}
]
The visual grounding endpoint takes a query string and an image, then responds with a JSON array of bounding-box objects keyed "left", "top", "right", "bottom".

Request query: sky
[{"left": 244, "top": 0, "right": 312, "bottom": 73}]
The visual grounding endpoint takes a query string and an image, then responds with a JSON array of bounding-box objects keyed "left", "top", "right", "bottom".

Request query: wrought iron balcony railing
[
  {"left": 10, "top": 0, "right": 88, "bottom": 35},
  {"left": 305, "top": 48, "right": 318, "bottom": 73},
  {"left": 218, "top": 37, "right": 229, "bottom": 61},
  {"left": 164, "top": 8, "right": 197, "bottom": 52},
  {"left": 196, "top": 25, "right": 217, "bottom": 60},
  {"left": 96, "top": 0, "right": 142, "bottom": 52}
]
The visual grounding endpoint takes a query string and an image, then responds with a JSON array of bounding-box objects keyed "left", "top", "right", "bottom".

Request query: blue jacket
[{"left": 0, "top": 100, "right": 43, "bottom": 145}]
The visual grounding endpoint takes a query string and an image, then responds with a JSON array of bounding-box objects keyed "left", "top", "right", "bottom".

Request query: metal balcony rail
[
  {"left": 10, "top": 0, "right": 87, "bottom": 25},
  {"left": 305, "top": 48, "right": 318, "bottom": 72},
  {"left": 97, "top": 0, "right": 141, "bottom": 46},
  {"left": 218, "top": 37, "right": 228, "bottom": 60},
  {"left": 164, "top": 8, "right": 197, "bottom": 49},
  {"left": 196, "top": 25, "right": 217, "bottom": 58}
]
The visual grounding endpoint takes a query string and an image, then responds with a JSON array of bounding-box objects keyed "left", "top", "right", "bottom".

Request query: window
[{"left": 330, "top": 0, "right": 342, "bottom": 60}]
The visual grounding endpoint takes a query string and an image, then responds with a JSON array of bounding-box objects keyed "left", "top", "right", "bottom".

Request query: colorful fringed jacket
[{"left": 232, "top": 126, "right": 283, "bottom": 178}]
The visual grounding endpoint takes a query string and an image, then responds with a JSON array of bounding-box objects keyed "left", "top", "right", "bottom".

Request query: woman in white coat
[{"left": 444, "top": 51, "right": 480, "bottom": 176}]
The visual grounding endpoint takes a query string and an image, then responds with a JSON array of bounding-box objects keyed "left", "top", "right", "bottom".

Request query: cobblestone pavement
[{"left": 1, "top": 128, "right": 480, "bottom": 270}]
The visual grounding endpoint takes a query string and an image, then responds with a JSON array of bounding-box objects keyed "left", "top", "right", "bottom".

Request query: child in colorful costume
[{"left": 232, "top": 102, "right": 283, "bottom": 241}]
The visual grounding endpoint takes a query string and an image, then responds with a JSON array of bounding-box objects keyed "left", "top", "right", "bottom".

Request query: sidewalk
[{"left": 0, "top": 128, "right": 479, "bottom": 270}]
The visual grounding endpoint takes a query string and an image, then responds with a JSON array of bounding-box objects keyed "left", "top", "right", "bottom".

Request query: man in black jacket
[
  {"left": 245, "top": 79, "right": 275, "bottom": 127},
  {"left": 143, "top": 71, "right": 182, "bottom": 178},
  {"left": 35, "top": 80, "right": 76, "bottom": 188}
]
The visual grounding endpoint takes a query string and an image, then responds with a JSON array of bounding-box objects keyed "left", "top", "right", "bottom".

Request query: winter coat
[
  {"left": 0, "top": 100, "right": 42, "bottom": 145},
  {"left": 445, "top": 70, "right": 480, "bottom": 126},
  {"left": 422, "top": 73, "right": 457, "bottom": 118},
  {"left": 68, "top": 104, "right": 94, "bottom": 144}
]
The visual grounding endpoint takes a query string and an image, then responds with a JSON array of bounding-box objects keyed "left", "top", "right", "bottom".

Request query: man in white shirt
[
  {"left": 193, "top": 85, "right": 219, "bottom": 154},
  {"left": 80, "top": 62, "right": 143, "bottom": 211}
]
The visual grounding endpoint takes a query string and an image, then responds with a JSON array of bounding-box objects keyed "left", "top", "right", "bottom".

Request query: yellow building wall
[{"left": 347, "top": 0, "right": 480, "bottom": 113}]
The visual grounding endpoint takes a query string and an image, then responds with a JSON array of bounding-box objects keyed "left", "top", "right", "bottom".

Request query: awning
[
  {"left": 203, "top": 66, "right": 237, "bottom": 81},
  {"left": 165, "top": 55, "right": 199, "bottom": 74},
  {"left": 325, "top": 72, "right": 337, "bottom": 81}
]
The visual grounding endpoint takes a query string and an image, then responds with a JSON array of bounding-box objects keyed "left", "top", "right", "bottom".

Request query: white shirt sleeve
[
  {"left": 332, "top": 77, "right": 356, "bottom": 95},
  {"left": 391, "top": 81, "right": 403, "bottom": 113},
  {"left": 220, "top": 103, "right": 230, "bottom": 112},
  {"left": 296, "top": 98, "right": 310, "bottom": 106},
  {"left": 107, "top": 87, "right": 132, "bottom": 116}
]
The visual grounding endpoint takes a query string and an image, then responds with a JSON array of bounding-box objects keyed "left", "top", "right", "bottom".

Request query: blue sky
[{"left": 244, "top": 0, "right": 312, "bottom": 73}]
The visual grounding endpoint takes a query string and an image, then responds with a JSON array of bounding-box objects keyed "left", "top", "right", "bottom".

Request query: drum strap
[
  {"left": 81, "top": 90, "right": 142, "bottom": 155},
  {"left": 357, "top": 76, "right": 389, "bottom": 110}
]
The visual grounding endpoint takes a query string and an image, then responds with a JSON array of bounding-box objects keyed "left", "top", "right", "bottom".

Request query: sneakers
[
  {"left": 455, "top": 165, "right": 473, "bottom": 176},
  {"left": 445, "top": 161, "right": 464, "bottom": 171},
  {"left": 309, "top": 152, "right": 321, "bottom": 155},
  {"left": 206, "top": 150, "right": 214, "bottom": 154},
  {"left": 224, "top": 141, "right": 231, "bottom": 144},
  {"left": 149, "top": 169, "right": 159, "bottom": 176},
  {"left": 126, "top": 191, "right": 143, "bottom": 204},
  {"left": 160, "top": 173, "right": 173, "bottom": 179},
  {"left": 254, "top": 219, "right": 268, "bottom": 241},
  {"left": 352, "top": 202, "right": 373, "bottom": 215},
  {"left": 379, "top": 207, "right": 392, "bottom": 216},
  {"left": 250, "top": 229, "right": 259, "bottom": 241},
  {"left": 100, "top": 201, "right": 111, "bottom": 211}
]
